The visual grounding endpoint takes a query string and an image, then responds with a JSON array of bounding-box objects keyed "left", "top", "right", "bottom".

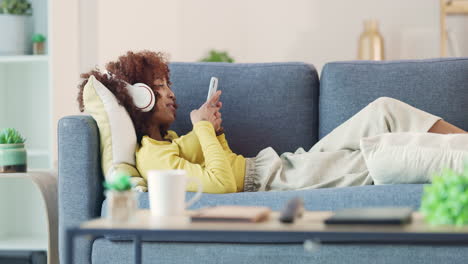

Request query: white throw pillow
[
  {"left": 360, "top": 133, "right": 468, "bottom": 185},
  {"left": 83, "top": 75, "right": 147, "bottom": 191}
]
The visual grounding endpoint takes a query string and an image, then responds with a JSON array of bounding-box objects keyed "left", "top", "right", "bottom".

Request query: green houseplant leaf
[
  {"left": 420, "top": 163, "right": 468, "bottom": 226},
  {"left": 200, "top": 50, "right": 235, "bottom": 63},
  {"left": 0, "top": 128, "right": 26, "bottom": 144},
  {"left": 103, "top": 171, "right": 133, "bottom": 192},
  {"left": 31, "top": 33, "right": 46, "bottom": 43},
  {"left": 0, "top": 0, "right": 32, "bottom": 15}
]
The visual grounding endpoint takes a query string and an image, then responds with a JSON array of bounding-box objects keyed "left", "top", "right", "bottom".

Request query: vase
[
  {"left": 0, "top": 143, "right": 27, "bottom": 173},
  {"left": 106, "top": 190, "right": 138, "bottom": 223},
  {"left": 358, "top": 19, "right": 385, "bottom": 61},
  {"left": 0, "top": 14, "right": 33, "bottom": 55}
]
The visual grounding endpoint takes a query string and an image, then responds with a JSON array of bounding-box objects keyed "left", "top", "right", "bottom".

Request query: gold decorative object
[
  {"left": 440, "top": 0, "right": 468, "bottom": 57},
  {"left": 358, "top": 19, "right": 385, "bottom": 61}
]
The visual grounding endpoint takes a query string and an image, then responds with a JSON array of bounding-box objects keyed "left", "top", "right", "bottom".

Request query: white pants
[{"left": 243, "top": 97, "right": 441, "bottom": 192}]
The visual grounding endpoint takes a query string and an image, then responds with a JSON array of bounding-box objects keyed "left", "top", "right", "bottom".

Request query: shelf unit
[
  {"left": 0, "top": 0, "right": 55, "bottom": 263},
  {"left": 440, "top": 0, "right": 468, "bottom": 56},
  {"left": 0, "top": 235, "right": 47, "bottom": 251},
  {"left": 0, "top": 0, "right": 52, "bottom": 170},
  {"left": 0, "top": 177, "right": 48, "bottom": 249},
  {"left": 0, "top": 55, "right": 49, "bottom": 63},
  {"left": 0, "top": 171, "right": 58, "bottom": 264}
]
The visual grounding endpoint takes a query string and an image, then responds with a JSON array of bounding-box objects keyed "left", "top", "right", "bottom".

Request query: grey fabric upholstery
[
  {"left": 58, "top": 59, "right": 468, "bottom": 264},
  {"left": 169, "top": 62, "right": 319, "bottom": 157},
  {"left": 102, "top": 184, "right": 425, "bottom": 217},
  {"left": 91, "top": 240, "right": 468, "bottom": 264},
  {"left": 58, "top": 116, "right": 104, "bottom": 264},
  {"left": 319, "top": 58, "right": 468, "bottom": 138}
]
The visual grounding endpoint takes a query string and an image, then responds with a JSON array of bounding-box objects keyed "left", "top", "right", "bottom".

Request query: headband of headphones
[{"left": 104, "top": 71, "right": 155, "bottom": 112}]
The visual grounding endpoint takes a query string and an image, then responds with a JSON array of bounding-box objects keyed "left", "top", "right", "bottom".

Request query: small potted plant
[
  {"left": 0, "top": 0, "right": 33, "bottom": 55},
  {"left": 104, "top": 171, "right": 138, "bottom": 223},
  {"left": 200, "top": 49, "right": 235, "bottom": 63},
  {"left": 32, "top": 33, "right": 46, "bottom": 55},
  {"left": 0, "top": 128, "right": 27, "bottom": 173},
  {"left": 420, "top": 163, "right": 468, "bottom": 226}
]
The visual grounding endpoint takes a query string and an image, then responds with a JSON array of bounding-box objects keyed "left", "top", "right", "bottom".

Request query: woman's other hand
[
  {"left": 213, "top": 101, "right": 225, "bottom": 135},
  {"left": 191, "top": 91, "right": 223, "bottom": 131},
  {"left": 213, "top": 110, "right": 223, "bottom": 134}
]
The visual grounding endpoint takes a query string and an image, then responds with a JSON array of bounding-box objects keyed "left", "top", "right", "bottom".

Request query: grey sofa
[{"left": 59, "top": 58, "right": 468, "bottom": 264}]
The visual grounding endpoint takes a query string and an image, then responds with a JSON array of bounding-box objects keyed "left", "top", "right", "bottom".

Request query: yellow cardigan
[{"left": 136, "top": 121, "right": 245, "bottom": 193}]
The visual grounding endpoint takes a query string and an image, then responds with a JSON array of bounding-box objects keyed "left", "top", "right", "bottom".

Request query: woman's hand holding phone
[{"left": 191, "top": 90, "right": 223, "bottom": 133}]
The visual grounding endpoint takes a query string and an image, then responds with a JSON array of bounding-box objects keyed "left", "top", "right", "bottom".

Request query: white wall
[
  {"left": 52, "top": 0, "right": 468, "bottom": 163},
  {"left": 51, "top": 0, "right": 80, "bottom": 165},
  {"left": 91, "top": 0, "right": 468, "bottom": 72},
  {"left": 95, "top": 1, "right": 181, "bottom": 70}
]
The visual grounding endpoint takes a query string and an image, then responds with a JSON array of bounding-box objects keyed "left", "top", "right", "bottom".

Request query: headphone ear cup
[{"left": 127, "top": 83, "right": 155, "bottom": 112}]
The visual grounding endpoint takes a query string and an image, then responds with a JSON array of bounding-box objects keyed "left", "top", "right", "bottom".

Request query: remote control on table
[{"left": 279, "top": 197, "right": 304, "bottom": 223}]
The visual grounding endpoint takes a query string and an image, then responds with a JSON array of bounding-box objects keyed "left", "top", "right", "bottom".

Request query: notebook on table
[{"left": 324, "top": 207, "right": 413, "bottom": 225}]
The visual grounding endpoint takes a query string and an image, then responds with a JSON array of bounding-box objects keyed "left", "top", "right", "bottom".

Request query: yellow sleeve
[
  {"left": 175, "top": 130, "right": 205, "bottom": 164},
  {"left": 190, "top": 121, "right": 237, "bottom": 193},
  {"left": 216, "top": 133, "right": 246, "bottom": 192},
  {"left": 137, "top": 122, "right": 237, "bottom": 194},
  {"left": 216, "top": 133, "right": 233, "bottom": 154}
]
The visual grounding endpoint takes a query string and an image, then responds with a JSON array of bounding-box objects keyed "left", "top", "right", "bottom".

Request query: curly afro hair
[{"left": 77, "top": 50, "right": 171, "bottom": 142}]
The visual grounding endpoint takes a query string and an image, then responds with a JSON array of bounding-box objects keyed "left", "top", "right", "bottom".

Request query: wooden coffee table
[{"left": 65, "top": 210, "right": 468, "bottom": 264}]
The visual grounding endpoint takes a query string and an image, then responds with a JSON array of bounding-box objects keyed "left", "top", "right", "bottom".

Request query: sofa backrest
[
  {"left": 169, "top": 62, "right": 319, "bottom": 157},
  {"left": 319, "top": 58, "right": 468, "bottom": 139}
]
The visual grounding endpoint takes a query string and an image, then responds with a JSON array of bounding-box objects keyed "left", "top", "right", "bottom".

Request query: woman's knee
[
  {"left": 372, "top": 97, "right": 396, "bottom": 106},
  {"left": 368, "top": 97, "right": 404, "bottom": 118},
  {"left": 371, "top": 97, "right": 403, "bottom": 110}
]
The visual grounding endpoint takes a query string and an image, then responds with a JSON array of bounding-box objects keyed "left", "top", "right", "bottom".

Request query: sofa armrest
[{"left": 58, "top": 115, "right": 104, "bottom": 264}]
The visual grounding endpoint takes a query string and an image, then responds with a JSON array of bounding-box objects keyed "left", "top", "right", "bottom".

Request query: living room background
[
  {"left": 51, "top": 0, "right": 468, "bottom": 164},
  {"left": 1, "top": 1, "right": 467, "bottom": 263},
  {"left": 93, "top": 0, "right": 468, "bottom": 68}
]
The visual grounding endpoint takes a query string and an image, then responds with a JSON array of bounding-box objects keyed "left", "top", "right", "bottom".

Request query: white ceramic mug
[{"left": 147, "top": 170, "right": 203, "bottom": 217}]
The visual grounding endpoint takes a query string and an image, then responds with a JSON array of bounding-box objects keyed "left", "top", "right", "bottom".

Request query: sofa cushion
[
  {"left": 168, "top": 62, "right": 319, "bottom": 157},
  {"left": 82, "top": 75, "right": 141, "bottom": 182},
  {"left": 101, "top": 184, "right": 425, "bottom": 217},
  {"left": 319, "top": 58, "right": 468, "bottom": 139}
]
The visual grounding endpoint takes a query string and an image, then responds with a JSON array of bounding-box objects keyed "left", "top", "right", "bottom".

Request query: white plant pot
[
  {"left": 0, "top": 14, "right": 32, "bottom": 55},
  {"left": 106, "top": 190, "right": 139, "bottom": 223}
]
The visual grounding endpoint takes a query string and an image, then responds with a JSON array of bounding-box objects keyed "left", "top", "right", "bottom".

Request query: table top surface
[
  {"left": 0, "top": 169, "right": 57, "bottom": 179},
  {"left": 80, "top": 210, "right": 468, "bottom": 235}
]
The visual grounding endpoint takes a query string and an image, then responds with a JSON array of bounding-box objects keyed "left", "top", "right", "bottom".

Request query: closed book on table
[{"left": 191, "top": 206, "right": 271, "bottom": 222}]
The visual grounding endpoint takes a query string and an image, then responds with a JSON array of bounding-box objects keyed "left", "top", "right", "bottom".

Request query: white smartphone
[{"left": 206, "top": 77, "right": 218, "bottom": 101}]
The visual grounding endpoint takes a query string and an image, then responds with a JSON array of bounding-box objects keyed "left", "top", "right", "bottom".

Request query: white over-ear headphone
[
  {"left": 126, "top": 83, "right": 155, "bottom": 112},
  {"left": 104, "top": 71, "right": 156, "bottom": 112}
]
